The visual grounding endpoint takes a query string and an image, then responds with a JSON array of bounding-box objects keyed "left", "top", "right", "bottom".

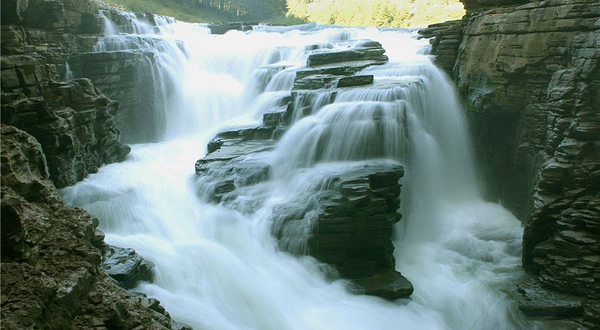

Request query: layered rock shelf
[
  {"left": 0, "top": 0, "right": 130, "bottom": 188},
  {"left": 194, "top": 38, "right": 414, "bottom": 299},
  {"left": 272, "top": 163, "right": 413, "bottom": 300},
  {"left": 68, "top": 50, "right": 166, "bottom": 143},
  {"left": 422, "top": 0, "right": 599, "bottom": 327},
  {"left": 0, "top": 1, "right": 185, "bottom": 328}
]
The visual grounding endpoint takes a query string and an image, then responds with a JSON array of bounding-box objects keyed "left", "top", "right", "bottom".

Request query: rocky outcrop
[
  {"left": 423, "top": 0, "right": 599, "bottom": 327},
  {"left": 195, "top": 39, "right": 414, "bottom": 299},
  {"left": 272, "top": 163, "right": 413, "bottom": 300},
  {"left": 0, "top": 1, "right": 185, "bottom": 328},
  {"left": 102, "top": 245, "right": 155, "bottom": 290},
  {"left": 1, "top": 0, "right": 130, "bottom": 188},
  {"left": 460, "top": 0, "right": 530, "bottom": 11},
  {"left": 207, "top": 21, "right": 258, "bottom": 34},
  {"left": 418, "top": 19, "right": 465, "bottom": 75},
  {"left": 1, "top": 124, "right": 187, "bottom": 329},
  {"left": 68, "top": 50, "right": 166, "bottom": 143},
  {"left": 2, "top": 77, "right": 130, "bottom": 188}
]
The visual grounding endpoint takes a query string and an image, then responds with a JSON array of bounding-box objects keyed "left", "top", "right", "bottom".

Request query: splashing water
[{"left": 61, "top": 14, "right": 537, "bottom": 330}]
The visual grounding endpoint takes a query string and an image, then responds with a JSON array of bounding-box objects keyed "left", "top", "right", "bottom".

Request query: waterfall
[{"left": 60, "top": 13, "right": 537, "bottom": 330}]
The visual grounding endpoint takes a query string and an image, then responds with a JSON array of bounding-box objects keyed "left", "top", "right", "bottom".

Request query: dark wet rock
[
  {"left": 518, "top": 278, "right": 584, "bottom": 318},
  {"left": 418, "top": 19, "right": 465, "bottom": 76},
  {"left": 423, "top": 0, "right": 599, "bottom": 327},
  {"left": 293, "top": 74, "right": 374, "bottom": 90},
  {"left": 296, "top": 60, "right": 387, "bottom": 80},
  {"left": 68, "top": 51, "right": 166, "bottom": 143},
  {"left": 2, "top": 78, "right": 131, "bottom": 188},
  {"left": 1, "top": 0, "right": 130, "bottom": 188},
  {"left": 337, "top": 75, "right": 374, "bottom": 88},
  {"left": 293, "top": 74, "right": 340, "bottom": 90},
  {"left": 352, "top": 270, "right": 414, "bottom": 300},
  {"left": 195, "top": 139, "right": 275, "bottom": 203},
  {"left": 294, "top": 40, "right": 388, "bottom": 82},
  {"left": 460, "top": 0, "right": 530, "bottom": 11},
  {"left": 102, "top": 245, "right": 154, "bottom": 289},
  {"left": 208, "top": 21, "right": 258, "bottom": 34},
  {"left": 0, "top": 124, "right": 181, "bottom": 329},
  {"left": 273, "top": 162, "right": 412, "bottom": 299},
  {"left": 307, "top": 41, "right": 387, "bottom": 67}
]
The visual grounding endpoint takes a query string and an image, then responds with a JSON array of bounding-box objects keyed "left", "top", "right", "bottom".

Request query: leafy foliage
[
  {"left": 287, "top": 0, "right": 465, "bottom": 27},
  {"left": 102, "top": 0, "right": 464, "bottom": 26}
]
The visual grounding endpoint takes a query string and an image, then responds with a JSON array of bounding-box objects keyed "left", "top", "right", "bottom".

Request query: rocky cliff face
[
  {"left": 66, "top": 10, "right": 177, "bottom": 143},
  {"left": 1, "top": 125, "right": 187, "bottom": 329},
  {"left": 423, "top": 0, "right": 599, "bottom": 327},
  {"left": 0, "top": 1, "right": 188, "bottom": 328},
  {"left": 1, "top": 0, "right": 130, "bottom": 188}
]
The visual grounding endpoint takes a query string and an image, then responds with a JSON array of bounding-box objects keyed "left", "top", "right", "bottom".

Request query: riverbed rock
[
  {"left": 102, "top": 245, "right": 155, "bottom": 289},
  {"left": 307, "top": 41, "right": 388, "bottom": 67},
  {"left": 422, "top": 0, "right": 600, "bottom": 327},
  {"left": 0, "top": 124, "right": 183, "bottom": 329}
]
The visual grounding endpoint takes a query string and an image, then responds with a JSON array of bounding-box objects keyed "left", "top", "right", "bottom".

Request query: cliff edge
[{"left": 422, "top": 0, "right": 599, "bottom": 327}]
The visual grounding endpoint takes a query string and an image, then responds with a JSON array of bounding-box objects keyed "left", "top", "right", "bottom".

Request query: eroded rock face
[
  {"left": 1, "top": 0, "right": 130, "bottom": 188},
  {"left": 207, "top": 21, "right": 258, "bottom": 34},
  {"left": 68, "top": 50, "right": 166, "bottom": 143},
  {"left": 0, "top": 124, "right": 186, "bottom": 329},
  {"left": 102, "top": 245, "right": 155, "bottom": 289},
  {"left": 460, "top": 0, "right": 530, "bottom": 11},
  {"left": 272, "top": 163, "right": 413, "bottom": 300},
  {"left": 423, "top": 0, "right": 599, "bottom": 327},
  {"left": 2, "top": 78, "right": 130, "bottom": 188}
]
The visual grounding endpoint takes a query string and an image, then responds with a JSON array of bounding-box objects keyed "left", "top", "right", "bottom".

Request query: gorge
[{"left": 1, "top": 0, "right": 598, "bottom": 329}]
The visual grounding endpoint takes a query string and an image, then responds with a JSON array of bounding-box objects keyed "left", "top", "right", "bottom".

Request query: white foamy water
[{"left": 61, "top": 13, "right": 538, "bottom": 330}]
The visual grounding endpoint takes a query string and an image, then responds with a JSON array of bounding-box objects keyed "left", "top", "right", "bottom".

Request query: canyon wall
[
  {"left": 0, "top": 1, "right": 187, "bottom": 328},
  {"left": 1, "top": 0, "right": 130, "bottom": 188},
  {"left": 423, "top": 0, "right": 599, "bottom": 327}
]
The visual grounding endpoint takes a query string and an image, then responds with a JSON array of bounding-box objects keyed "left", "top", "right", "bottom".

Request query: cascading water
[{"left": 61, "top": 13, "right": 540, "bottom": 330}]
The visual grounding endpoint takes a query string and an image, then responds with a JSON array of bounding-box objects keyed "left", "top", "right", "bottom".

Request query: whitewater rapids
[{"left": 61, "top": 14, "right": 536, "bottom": 330}]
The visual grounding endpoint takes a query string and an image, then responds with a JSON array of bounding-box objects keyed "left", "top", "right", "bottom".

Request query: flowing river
[{"left": 61, "top": 12, "right": 535, "bottom": 330}]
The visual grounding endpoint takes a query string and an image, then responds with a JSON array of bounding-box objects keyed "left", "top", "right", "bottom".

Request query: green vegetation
[
  {"left": 102, "top": 0, "right": 464, "bottom": 27},
  {"left": 101, "top": 0, "right": 233, "bottom": 22},
  {"left": 287, "top": 0, "right": 465, "bottom": 27}
]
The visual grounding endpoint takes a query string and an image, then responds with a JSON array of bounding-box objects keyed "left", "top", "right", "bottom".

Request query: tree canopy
[{"left": 286, "top": 0, "right": 465, "bottom": 27}]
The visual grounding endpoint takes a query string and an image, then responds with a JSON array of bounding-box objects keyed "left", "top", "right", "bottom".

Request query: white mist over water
[{"left": 61, "top": 13, "right": 537, "bottom": 330}]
